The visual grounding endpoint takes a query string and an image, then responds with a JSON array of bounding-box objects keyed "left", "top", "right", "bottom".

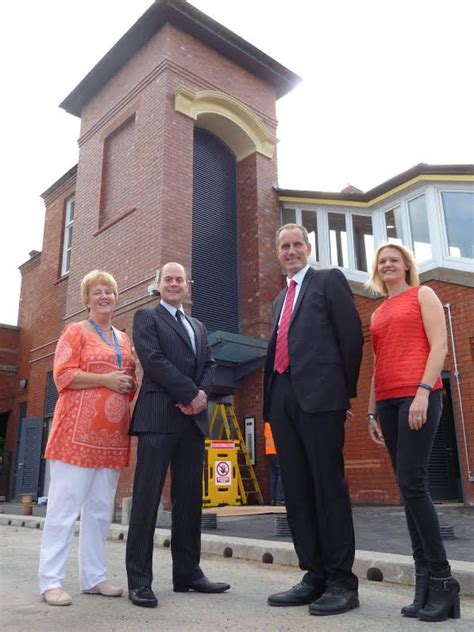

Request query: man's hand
[
  {"left": 176, "top": 390, "right": 207, "bottom": 415},
  {"left": 345, "top": 409, "right": 355, "bottom": 422},
  {"left": 176, "top": 402, "right": 194, "bottom": 415},
  {"left": 190, "top": 390, "right": 207, "bottom": 413}
]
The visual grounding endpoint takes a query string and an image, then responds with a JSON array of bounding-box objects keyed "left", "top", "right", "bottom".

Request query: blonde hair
[
  {"left": 275, "top": 223, "right": 310, "bottom": 247},
  {"left": 80, "top": 270, "right": 118, "bottom": 309},
  {"left": 366, "top": 242, "right": 420, "bottom": 296}
]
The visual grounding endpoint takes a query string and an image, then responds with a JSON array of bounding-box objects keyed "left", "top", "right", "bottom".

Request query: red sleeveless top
[{"left": 370, "top": 286, "right": 442, "bottom": 401}]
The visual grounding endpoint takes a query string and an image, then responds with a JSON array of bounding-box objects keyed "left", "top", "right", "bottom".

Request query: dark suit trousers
[
  {"left": 269, "top": 373, "right": 358, "bottom": 592},
  {"left": 126, "top": 423, "right": 205, "bottom": 589}
]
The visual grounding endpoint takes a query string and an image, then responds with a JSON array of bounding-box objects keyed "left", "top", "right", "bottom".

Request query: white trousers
[{"left": 38, "top": 460, "right": 119, "bottom": 594}]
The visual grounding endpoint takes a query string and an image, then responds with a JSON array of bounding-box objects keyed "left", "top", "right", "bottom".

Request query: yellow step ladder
[{"left": 209, "top": 402, "right": 264, "bottom": 505}]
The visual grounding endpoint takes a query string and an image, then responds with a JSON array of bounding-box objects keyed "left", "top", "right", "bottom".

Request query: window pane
[
  {"left": 408, "top": 195, "right": 431, "bottom": 262},
  {"left": 66, "top": 225, "right": 73, "bottom": 250},
  {"left": 64, "top": 249, "right": 71, "bottom": 274},
  {"left": 352, "top": 215, "right": 374, "bottom": 272},
  {"left": 441, "top": 192, "right": 474, "bottom": 259},
  {"left": 385, "top": 206, "right": 404, "bottom": 244},
  {"left": 328, "top": 213, "right": 348, "bottom": 267},
  {"left": 281, "top": 208, "right": 296, "bottom": 225},
  {"left": 301, "top": 210, "right": 318, "bottom": 262},
  {"left": 61, "top": 196, "right": 74, "bottom": 276}
]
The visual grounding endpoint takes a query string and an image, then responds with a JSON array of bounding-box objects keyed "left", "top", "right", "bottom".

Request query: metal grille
[
  {"left": 192, "top": 128, "right": 239, "bottom": 333},
  {"left": 21, "top": 427, "right": 39, "bottom": 487},
  {"left": 44, "top": 371, "right": 58, "bottom": 418}
]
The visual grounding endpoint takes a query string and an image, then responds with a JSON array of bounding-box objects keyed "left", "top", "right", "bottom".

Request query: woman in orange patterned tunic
[{"left": 38, "top": 270, "right": 136, "bottom": 606}]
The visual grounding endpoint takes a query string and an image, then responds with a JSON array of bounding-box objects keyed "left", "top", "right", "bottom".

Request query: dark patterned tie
[
  {"left": 175, "top": 310, "right": 193, "bottom": 349},
  {"left": 274, "top": 280, "right": 297, "bottom": 373}
]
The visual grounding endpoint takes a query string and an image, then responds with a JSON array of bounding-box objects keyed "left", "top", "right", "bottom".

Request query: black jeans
[{"left": 377, "top": 391, "right": 450, "bottom": 577}]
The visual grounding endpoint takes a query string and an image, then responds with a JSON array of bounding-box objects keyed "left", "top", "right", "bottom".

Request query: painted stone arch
[{"left": 175, "top": 86, "right": 278, "bottom": 162}]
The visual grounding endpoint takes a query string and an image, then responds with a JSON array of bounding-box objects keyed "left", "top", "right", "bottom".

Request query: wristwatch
[{"left": 367, "top": 413, "right": 378, "bottom": 422}]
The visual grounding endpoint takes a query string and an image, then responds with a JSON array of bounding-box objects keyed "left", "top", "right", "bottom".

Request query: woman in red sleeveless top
[{"left": 366, "top": 243, "right": 460, "bottom": 623}]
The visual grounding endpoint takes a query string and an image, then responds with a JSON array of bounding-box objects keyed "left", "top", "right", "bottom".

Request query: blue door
[{"left": 14, "top": 417, "right": 43, "bottom": 499}]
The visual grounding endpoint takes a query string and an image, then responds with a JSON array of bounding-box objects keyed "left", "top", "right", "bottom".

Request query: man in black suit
[
  {"left": 263, "top": 224, "right": 363, "bottom": 616},
  {"left": 126, "top": 262, "right": 230, "bottom": 608}
]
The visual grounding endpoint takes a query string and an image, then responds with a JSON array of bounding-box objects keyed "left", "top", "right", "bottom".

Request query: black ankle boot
[
  {"left": 418, "top": 576, "right": 461, "bottom": 622},
  {"left": 401, "top": 572, "right": 429, "bottom": 617}
]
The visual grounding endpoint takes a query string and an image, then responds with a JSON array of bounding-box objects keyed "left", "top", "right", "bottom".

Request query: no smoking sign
[{"left": 215, "top": 460, "right": 232, "bottom": 486}]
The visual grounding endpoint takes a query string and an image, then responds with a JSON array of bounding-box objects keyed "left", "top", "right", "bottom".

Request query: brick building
[{"left": 2, "top": 0, "right": 473, "bottom": 507}]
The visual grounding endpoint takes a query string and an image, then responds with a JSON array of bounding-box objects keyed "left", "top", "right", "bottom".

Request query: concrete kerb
[{"left": 2, "top": 513, "right": 473, "bottom": 596}]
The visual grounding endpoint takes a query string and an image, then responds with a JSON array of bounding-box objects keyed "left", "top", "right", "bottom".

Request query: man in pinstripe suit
[{"left": 126, "top": 262, "right": 230, "bottom": 608}]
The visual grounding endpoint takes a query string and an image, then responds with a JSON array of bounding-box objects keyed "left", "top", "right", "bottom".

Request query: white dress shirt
[
  {"left": 277, "top": 264, "right": 310, "bottom": 327},
  {"left": 161, "top": 300, "right": 196, "bottom": 353}
]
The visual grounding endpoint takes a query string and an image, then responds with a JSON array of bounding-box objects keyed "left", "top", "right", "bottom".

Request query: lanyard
[{"left": 88, "top": 318, "right": 122, "bottom": 368}]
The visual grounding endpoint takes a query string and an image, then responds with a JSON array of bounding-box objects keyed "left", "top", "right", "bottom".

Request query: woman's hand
[
  {"left": 408, "top": 390, "right": 430, "bottom": 430},
  {"left": 104, "top": 370, "right": 135, "bottom": 393},
  {"left": 368, "top": 418, "right": 385, "bottom": 445}
]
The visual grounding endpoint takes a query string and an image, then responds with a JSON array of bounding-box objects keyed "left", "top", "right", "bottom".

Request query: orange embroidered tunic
[{"left": 45, "top": 322, "right": 136, "bottom": 469}]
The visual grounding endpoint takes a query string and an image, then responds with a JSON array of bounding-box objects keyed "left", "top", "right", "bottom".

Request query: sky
[{"left": 1, "top": 0, "right": 473, "bottom": 326}]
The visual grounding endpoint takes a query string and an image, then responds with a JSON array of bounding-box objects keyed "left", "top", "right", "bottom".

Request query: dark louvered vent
[
  {"left": 192, "top": 128, "right": 239, "bottom": 333},
  {"left": 428, "top": 420, "right": 449, "bottom": 491},
  {"left": 44, "top": 371, "right": 59, "bottom": 418}
]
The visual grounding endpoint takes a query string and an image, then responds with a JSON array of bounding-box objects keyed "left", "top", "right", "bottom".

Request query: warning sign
[
  {"left": 210, "top": 441, "right": 235, "bottom": 449},
  {"left": 215, "top": 460, "right": 232, "bottom": 486}
]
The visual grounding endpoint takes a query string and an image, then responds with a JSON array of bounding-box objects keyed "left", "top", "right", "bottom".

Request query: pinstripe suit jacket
[{"left": 130, "top": 303, "right": 216, "bottom": 436}]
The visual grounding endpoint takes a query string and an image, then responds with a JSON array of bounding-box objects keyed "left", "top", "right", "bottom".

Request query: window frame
[
  {"left": 436, "top": 186, "right": 474, "bottom": 267},
  {"left": 279, "top": 180, "right": 473, "bottom": 281},
  {"left": 60, "top": 195, "right": 75, "bottom": 277},
  {"left": 280, "top": 205, "right": 323, "bottom": 265}
]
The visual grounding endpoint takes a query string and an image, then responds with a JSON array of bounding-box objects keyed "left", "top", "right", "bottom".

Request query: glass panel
[
  {"left": 301, "top": 210, "right": 318, "bottom": 262},
  {"left": 385, "top": 206, "right": 404, "bottom": 244},
  {"left": 441, "top": 192, "right": 474, "bottom": 259},
  {"left": 66, "top": 225, "right": 73, "bottom": 250},
  {"left": 328, "top": 213, "right": 349, "bottom": 267},
  {"left": 281, "top": 208, "right": 296, "bottom": 225},
  {"left": 68, "top": 198, "right": 75, "bottom": 222},
  {"left": 64, "top": 249, "right": 71, "bottom": 274},
  {"left": 408, "top": 195, "right": 432, "bottom": 262},
  {"left": 352, "top": 214, "right": 374, "bottom": 272}
]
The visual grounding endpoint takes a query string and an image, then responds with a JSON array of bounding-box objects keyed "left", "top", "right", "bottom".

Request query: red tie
[{"left": 274, "top": 280, "right": 297, "bottom": 374}]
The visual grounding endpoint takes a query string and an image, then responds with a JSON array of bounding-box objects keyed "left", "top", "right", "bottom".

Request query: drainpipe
[{"left": 444, "top": 303, "right": 474, "bottom": 482}]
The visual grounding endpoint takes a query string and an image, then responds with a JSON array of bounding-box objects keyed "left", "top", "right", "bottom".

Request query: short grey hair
[{"left": 275, "top": 223, "right": 310, "bottom": 247}]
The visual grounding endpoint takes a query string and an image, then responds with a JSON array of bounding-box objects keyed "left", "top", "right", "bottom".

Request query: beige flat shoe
[
  {"left": 42, "top": 587, "right": 73, "bottom": 606},
  {"left": 83, "top": 580, "right": 123, "bottom": 597}
]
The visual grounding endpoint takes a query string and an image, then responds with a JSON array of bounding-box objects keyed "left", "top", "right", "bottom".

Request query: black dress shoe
[
  {"left": 268, "top": 581, "right": 325, "bottom": 607},
  {"left": 128, "top": 586, "right": 158, "bottom": 608},
  {"left": 173, "top": 576, "right": 230, "bottom": 593},
  {"left": 309, "top": 586, "right": 359, "bottom": 616}
]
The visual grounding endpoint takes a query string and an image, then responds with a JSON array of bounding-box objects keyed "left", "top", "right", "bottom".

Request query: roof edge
[
  {"left": 60, "top": 0, "right": 300, "bottom": 117},
  {"left": 277, "top": 163, "right": 474, "bottom": 204},
  {"left": 41, "top": 164, "right": 78, "bottom": 200}
]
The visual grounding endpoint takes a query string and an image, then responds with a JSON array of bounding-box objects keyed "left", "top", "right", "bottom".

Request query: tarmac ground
[
  {"left": 4, "top": 501, "right": 473, "bottom": 561},
  {"left": 1, "top": 524, "right": 473, "bottom": 632}
]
